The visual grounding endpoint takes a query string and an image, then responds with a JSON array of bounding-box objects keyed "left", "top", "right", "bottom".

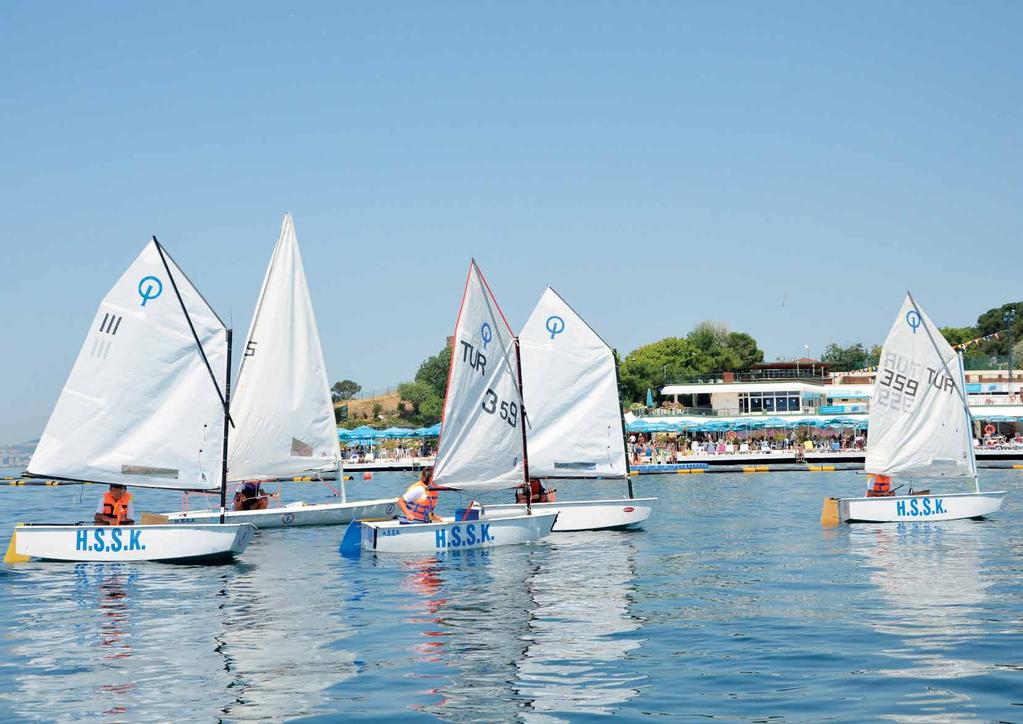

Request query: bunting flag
[{"left": 953, "top": 331, "right": 1002, "bottom": 351}]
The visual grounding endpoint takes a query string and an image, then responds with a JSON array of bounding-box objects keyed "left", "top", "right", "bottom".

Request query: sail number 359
[{"left": 481, "top": 388, "right": 518, "bottom": 428}]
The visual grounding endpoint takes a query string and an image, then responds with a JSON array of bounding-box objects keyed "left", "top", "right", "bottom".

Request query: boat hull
[
  {"left": 164, "top": 498, "right": 398, "bottom": 528},
  {"left": 837, "top": 491, "right": 1006, "bottom": 523},
  {"left": 11, "top": 524, "right": 256, "bottom": 563},
  {"left": 346, "top": 512, "right": 559, "bottom": 554},
  {"left": 483, "top": 498, "right": 656, "bottom": 531}
]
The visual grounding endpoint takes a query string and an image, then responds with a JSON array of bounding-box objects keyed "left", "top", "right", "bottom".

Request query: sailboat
[
  {"left": 5, "top": 239, "right": 255, "bottom": 563},
  {"left": 821, "top": 293, "right": 1006, "bottom": 526},
  {"left": 485, "top": 287, "right": 656, "bottom": 531},
  {"left": 340, "top": 261, "right": 558, "bottom": 553},
  {"left": 163, "top": 214, "right": 397, "bottom": 528}
]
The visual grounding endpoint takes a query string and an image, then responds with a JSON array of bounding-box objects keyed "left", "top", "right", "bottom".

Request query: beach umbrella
[{"left": 646, "top": 388, "right": 654, "bottom": 407}]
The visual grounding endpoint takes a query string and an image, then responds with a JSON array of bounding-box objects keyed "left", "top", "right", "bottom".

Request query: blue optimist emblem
[
  {"left": 138, "top": 276, "right": 163, "bottom": 307},
  {"left": 480, "top": 322, "right": 492, "bottom": 349},
  {"left": 905, "top": 310, "right": 921, "bottom": 333},
  {"left": 545, "top": 315, "right": 565, "bottom": 340}
]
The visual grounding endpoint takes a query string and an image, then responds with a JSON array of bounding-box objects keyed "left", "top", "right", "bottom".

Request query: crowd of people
[{"left": 628, "top": 431, "right": 867, "bottom": 464}]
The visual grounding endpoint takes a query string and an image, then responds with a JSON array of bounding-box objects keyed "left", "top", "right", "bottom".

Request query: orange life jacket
[
  {"left": 403, "top": 482, "right": 438, "bottom": 522},
  {"left": 102, "top": 491, "right": 133, "bottom": 524},
  {"left": 866, "top": 474, "right": 892, "bottom": 497}
]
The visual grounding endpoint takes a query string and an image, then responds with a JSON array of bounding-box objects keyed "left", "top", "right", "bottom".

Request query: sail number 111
[{"left": 482, "top": 388, "right": 518, "bottom": 428}]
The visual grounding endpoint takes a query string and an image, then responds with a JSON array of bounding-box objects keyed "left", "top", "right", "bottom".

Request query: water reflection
[
  {"left": 389, "top": 533, "right": 645, "bottom": 721},
  {"left": 516, "top": 533, "right": 644, "bottom": 719},
  {"left": 850, "top": 522, "right": 991, "bottom": 683},
  {"left": 215, "top": 536, "right": 358, "bottom": 720}
]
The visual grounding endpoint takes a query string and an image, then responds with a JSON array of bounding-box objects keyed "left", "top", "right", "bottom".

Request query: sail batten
[
  {"left": 226, "top": 214, "right": 341, "bottom": 481},
  {"left": 864, "top": 294, "right": 974, "bottom": 479},
  {"left": 432, "top": 262, "right": 525, "bottom": 492},
  {"left": 28, "top": 240, "right": 228, "bottom": 490},
  {"left": 519, "top": 287, "right": 627, "bottom": 479}
]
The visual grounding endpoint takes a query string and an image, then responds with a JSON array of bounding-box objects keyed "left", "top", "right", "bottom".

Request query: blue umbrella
[{"left": 646, "top": 388, "right": 654, "bottom": 407}]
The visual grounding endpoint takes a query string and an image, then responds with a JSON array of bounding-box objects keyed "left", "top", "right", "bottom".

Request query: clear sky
[{"left": 1, "top": 1, "right": 1021, "bottom": 442}]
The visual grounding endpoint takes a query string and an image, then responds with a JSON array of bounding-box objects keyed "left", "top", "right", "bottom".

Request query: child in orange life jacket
[
  {"left": 397, "top": 467, "right": 442, "bottom": 523},
  {"left": 865, "top": 474, "right": 894, "bottom": 497},
  {"left": 515, "top": 478, "right": 556, "bottom": 504},
  {"left": 94, "top": 484, "right": 136, "bottom": 525}
]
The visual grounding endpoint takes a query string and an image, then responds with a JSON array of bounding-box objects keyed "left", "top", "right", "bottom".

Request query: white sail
[
  {"left": 519, "top": 287, "right": 627, "bottom": 478},
  {"left": 864, "top": 294, "right": 975, "bottom": 479},
  {"left": 432, "top": 261, "right": 525, "bottom": 492},
  {"left": 28, "top": 240, "right": 228, "bottom": 490},
  {"left": 227, "top": 214, "right": 340, "bottom": 481}
]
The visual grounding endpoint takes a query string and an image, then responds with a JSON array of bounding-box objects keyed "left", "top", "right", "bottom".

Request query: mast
[
  {"left": 613, "top": 349, "right": 634, "bottom": 499},
  {"left": 220, "top": 329, "right": 233, "bottom": 523},
  {"left": 958, "top": 350, "right": 980, "bottom": 492},
  {"left": 514, "top": 338, "right": 531, "bottom": 514}
]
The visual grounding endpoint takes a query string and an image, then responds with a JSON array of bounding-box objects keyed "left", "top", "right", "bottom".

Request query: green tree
[
  {"left": 974, "top": 301, "right": 1023, "bottom": 356},
  {"left": 939, "top": 326, "right": 977, "bottom": 347},
  {"left": 619, "top": 337, "right": 701, "bottom": 402},
  {"left": 820, "top": 343, "right": 871, "bottom": 372},
  {"left": 398, "top": 380, "right": 443, "bottom": 426},
  {"left": 331, "top": 379, "right": 361, "bottom": 402},
  {"left": 415, "top": 345, "right": 452, "bottom": 397},
  {"left": 724, "top": 331, "right": 764, "bottom": 370}
]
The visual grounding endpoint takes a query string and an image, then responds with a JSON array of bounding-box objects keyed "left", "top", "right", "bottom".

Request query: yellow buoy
[
  {"left": 820, "top": 498, "right": 840, "bottom": 528},
  {"left": 4, "top": 525, "right": 30, "bottom": 564}
]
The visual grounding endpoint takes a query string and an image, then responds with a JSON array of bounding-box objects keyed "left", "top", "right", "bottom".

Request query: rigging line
[{"left": 153, "top": 237, "right": 234, "bottom": 428}]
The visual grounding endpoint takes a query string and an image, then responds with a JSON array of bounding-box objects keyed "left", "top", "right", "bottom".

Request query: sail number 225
[{"left": 481, "top": 388, "right": 518, "bottom": 428}]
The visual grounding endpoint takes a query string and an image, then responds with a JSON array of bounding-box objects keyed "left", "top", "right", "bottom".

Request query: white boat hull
[
  {"left": 11, "top": 524, "right": 255, "bottom": 563},
  {"left": 838, "top": 491, "right": 1006, "bottom": 523},
  {"left": 342, "top": 512, "right": 559, "bottom": 554},
  {"left": 483, "top": 498, "right": 656, "bottom": 532},
  {"left": 164, "top": 498, "right": 398, "bottom": 528}
]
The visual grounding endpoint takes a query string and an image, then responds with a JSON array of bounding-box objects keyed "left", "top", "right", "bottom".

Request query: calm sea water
[{"left": 0, "top": 468, "right": 1021, "bottom": 722}]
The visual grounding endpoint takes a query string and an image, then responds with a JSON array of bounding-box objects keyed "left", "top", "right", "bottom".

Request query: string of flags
[{"left": 953, "top": 331, "right": 1001, "bottom": 351}]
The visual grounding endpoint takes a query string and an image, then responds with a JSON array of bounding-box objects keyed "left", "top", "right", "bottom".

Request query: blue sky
[{"left": 1, "top": 1, "right": 1020, "bottom": 442}]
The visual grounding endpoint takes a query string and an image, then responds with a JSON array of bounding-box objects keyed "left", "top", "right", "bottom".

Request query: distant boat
[
  {"left": 6, "top": 239, "right": 254, "bottom": 563},
  {"left": 821, "top": 293, "right": 1006, "bottom": 526},
  {"left": 163, "top": 214, "right": 395, "bottom": 528},
  {"left": 485, "top": 287, "right": 656, "bottom": 531},
  {"left": 341, "top": 261, "right": 557, "bottom": 554}
]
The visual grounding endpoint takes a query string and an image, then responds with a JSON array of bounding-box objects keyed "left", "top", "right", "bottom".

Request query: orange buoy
[{"left": 362, "top": 472, "right": 373, "bottom": 480}]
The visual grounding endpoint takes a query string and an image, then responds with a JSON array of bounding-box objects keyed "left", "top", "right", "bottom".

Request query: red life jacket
[
  {"left": 866, "top": 474, "right": 892, "bottom": 497},
  {"left": 102, "top": 491, "right": 133, "bottom": 524}
]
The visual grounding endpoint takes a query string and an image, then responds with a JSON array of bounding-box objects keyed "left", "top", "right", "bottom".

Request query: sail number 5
[{"left": 481, "top": 388, "right": 518, "bottom": 428}]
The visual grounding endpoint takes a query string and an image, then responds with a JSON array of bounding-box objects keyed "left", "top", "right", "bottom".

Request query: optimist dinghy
[
  {"left": 484, "top": 287, "right": 655, "bottom": 531},
  {"left": 821, "top": 293, "right": 1006, "bottom": 526},
  {"left": 5, "top": 239, "right": 255, "bottom": 564},
  {"left": 163, "top": 214, "right": 395, "bottom": 528},
  {"left": 342, "top": 261, "right": 558, "bottom": 554}
]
